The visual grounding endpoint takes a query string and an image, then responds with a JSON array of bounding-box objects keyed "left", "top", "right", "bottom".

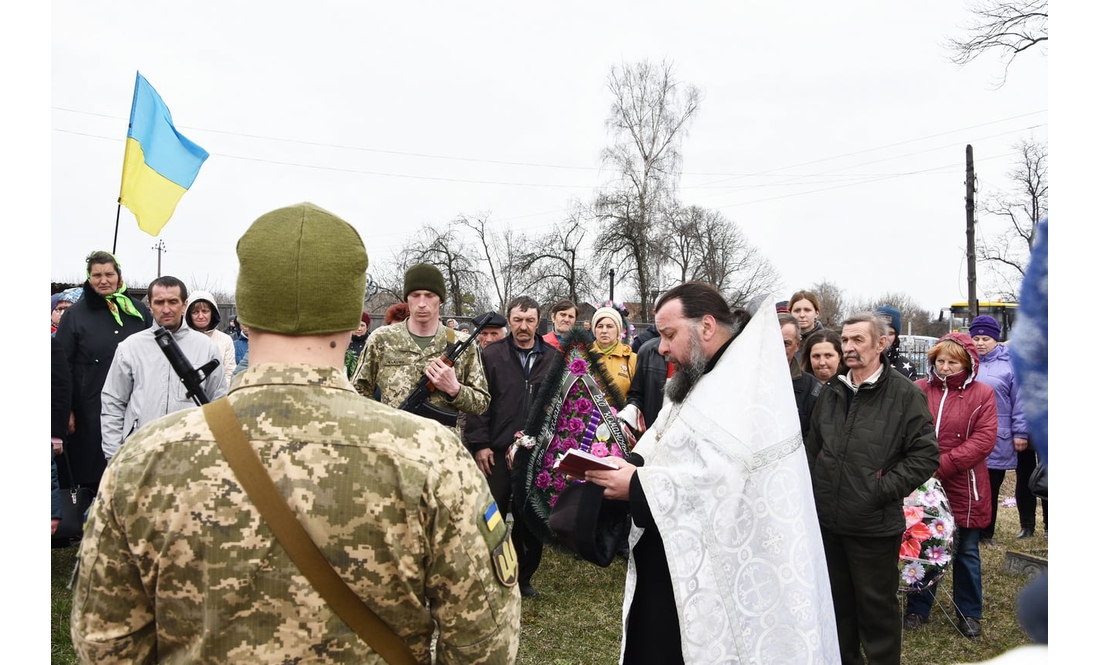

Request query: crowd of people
[{"left": 51, "top": 214, "right": 1048, "bottom": 663}]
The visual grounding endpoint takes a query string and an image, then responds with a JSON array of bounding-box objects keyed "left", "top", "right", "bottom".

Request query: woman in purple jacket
[{"left": 970, "top": 315, "right": 1031, "bottom": 542}]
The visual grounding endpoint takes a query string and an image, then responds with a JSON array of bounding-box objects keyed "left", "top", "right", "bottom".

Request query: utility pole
[
  {"left": 152, "top": 240, "right": 167, "bottom": 278},
  {"left": 608, "top": 268, "right": 615, "bottom": 302},
  {"left": 965, "top": 144, "right": 978, "bottom": 319}
]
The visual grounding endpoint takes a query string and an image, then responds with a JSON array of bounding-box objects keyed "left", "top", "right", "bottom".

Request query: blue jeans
[{"left": 907, "top": 526, "right": 983, "bottom": 619}]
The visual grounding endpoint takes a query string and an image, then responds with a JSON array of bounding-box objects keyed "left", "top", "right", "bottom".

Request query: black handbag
[
  {"left": 54, "top": 445, "right": 94, "bottom": 541},
  {"left": 1029, "top": 454, "right": 1048, "bottom": 500}
]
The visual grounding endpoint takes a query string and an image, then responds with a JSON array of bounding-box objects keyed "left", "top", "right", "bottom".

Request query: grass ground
[{"left": 52, "top": 473, "right": 1045, "bottom": 664}]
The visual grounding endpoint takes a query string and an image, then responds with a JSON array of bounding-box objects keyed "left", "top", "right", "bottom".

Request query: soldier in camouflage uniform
[
  {"left": 71, "top": 202, "right": 520, "bottom": 664},
  {"left": 352, "top": 263, "right": 490, "bottom": 425}
]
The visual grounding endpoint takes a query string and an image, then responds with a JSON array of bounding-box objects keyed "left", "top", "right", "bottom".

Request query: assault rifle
[
  {"left": 398, "top": 317, "right": 490, "bottom": 427},
  {"left": 154, "top": 327, "right": 221, "bottom": 406}
]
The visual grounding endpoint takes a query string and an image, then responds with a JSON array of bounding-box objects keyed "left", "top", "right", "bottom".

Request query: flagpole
[
  {"left": 116, "top": 72, "right": 140, "bottom": 255},
  {"left": 112, "top": 201, "right": 122, "bottom": 254}
]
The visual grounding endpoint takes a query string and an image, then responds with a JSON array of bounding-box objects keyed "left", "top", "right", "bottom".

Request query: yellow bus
[{"left": 940, "top": 301, "right": 1019, "bottom": 340}]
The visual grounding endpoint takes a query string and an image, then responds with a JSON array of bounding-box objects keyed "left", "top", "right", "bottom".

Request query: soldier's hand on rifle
[
  {"left": 426, "top": 357, "right": 460, "bottom": 398},
  {"left": 474, "top": 448, "right": 494, "bottom": 477}
]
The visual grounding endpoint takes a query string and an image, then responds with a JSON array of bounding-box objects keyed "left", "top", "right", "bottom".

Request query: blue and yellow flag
[{"left": 119, "top": 72, "right": 209, "bottom": 236}]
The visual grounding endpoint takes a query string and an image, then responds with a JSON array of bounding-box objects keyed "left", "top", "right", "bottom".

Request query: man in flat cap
[
  {"left": 352, "top": 263, "right": 490, "bottom": 428},
  {"left": 71, "top": 203, "right": 520, "bottom": 664},
  {"left": 472, "top": 310, "right": 507, "bottom": 350}
]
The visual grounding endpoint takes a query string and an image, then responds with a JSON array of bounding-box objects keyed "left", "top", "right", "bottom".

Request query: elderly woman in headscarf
[
  {"left": 589, "top": 306, "right": 636, "bottom": 404},
  {"left": 54, "top": 251, "right": 152, "bottom": 494}
]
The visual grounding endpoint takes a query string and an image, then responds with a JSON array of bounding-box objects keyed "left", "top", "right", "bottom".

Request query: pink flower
[
  {"left": 925, "top": 545, "right": 948, "bottom": 564},
  {"left": 567, "top": 417, "right": 585, "bottom": 435},
  {"left": 575, "top": 398, "right": 593, "bottom": 415},
  {"left": 535, "top": 471, "right": 552, "bottom": 490},
  {"left": 929, "top": 519, "right": 948, "bottom": 538},
  {"left": 557, "top": 416, "right": 568, "bottom": 430},
  {"left": 562, "top": 437, "right": 579, "bottom": 450},
  {"left": 569, "top": 359, "right": 588, "bottom": 376},
  {"left": 543, "top": 453, "right": 555, "bottom": 469},
  {"left": 553, "top": 475, "right": 567, "bottom": 492},
  {"left": 549, "top": 494, "right": 559, "bottom": 508},
  {"left": 591, "top": 441, "right": 609, "bottom": 458},
  {"left": 903, "top": 505, "right": 925, "bottom": 529},
  {"left": 562, "top": 399, "right": 575, "bottom": 414}
]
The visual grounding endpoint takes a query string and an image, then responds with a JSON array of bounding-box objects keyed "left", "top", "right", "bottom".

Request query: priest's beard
[{"left": 664, "top": 328, "right": 709, "bottom": 404}]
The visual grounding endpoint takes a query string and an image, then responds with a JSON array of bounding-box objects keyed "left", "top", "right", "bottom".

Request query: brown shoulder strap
[{"left": 202, "top": 398, "right": 417, "bottom": 665}]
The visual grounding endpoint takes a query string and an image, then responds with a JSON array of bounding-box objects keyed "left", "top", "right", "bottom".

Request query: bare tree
[
  {"left": 947, "top": 0, "right": 1047, "bottom": 84},
  {"left": 398, "top": 222, "right": 484, "bottom": 316},
  {"left": 660, "top": 204, "right": 780, "bottom": 307},
  {"left": 593, "top": 59, "right": 701, "bottom": 316},
  {"left": 850, "top": 292, "right": 947, "bottom": 338},
  {"left": 522, "top": 202, "right": 598, "bottom": 306},
  {"left": 456, "top": 213, "right": 530, "bottom": 312},
  {"left": 977, "top": 138, "right": 1047, "bottom": 300},
  {"left": 811, "top": 280, "right": 847, "bottom": 329}
]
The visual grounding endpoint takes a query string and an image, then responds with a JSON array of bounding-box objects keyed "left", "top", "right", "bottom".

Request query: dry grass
[{"left": 52, "top": 472, "right": 1045, "bottom": 664}]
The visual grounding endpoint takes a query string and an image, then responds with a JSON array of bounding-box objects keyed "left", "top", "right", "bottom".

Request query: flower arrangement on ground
[{"left": 514, "top": 328, "right": 630, "bottom": 540}]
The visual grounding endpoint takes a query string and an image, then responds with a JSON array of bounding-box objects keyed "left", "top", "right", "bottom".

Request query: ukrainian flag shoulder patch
[{"left": 484, "top": 502, "right": 502, "bottom": 531}]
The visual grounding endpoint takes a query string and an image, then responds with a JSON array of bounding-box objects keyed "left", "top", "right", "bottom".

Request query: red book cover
[{"left": 553, "top": 448, "right": 619, "bottom": 476}]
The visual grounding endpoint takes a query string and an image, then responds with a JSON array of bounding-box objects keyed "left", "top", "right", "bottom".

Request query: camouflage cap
[{"left": 236, "top": 202, "right": 368, "bottom": 335}]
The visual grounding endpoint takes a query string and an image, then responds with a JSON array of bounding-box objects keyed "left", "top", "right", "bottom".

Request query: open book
[{"left": 553, "top": 448, "right": 619, "bottom": 476}]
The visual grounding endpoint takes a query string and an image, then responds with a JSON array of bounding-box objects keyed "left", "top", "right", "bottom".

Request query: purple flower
[
  {"left": 562, "top": 399, "right": 575, "bottom": 414},
  {"left": 535, "top": 471, "right": 552, "bottom": 490},
  {"left": 929, "top": 519, "right": 949, "bottom": 538},
  {"left": 549, "top": 494, "right": 559, "bottom": 508},
  {"left": 562, "top": 437, "right": 579, "bottom": 450},
  {"left": 568, "top": 358, "right": 588, "bottom": 376},
  {"left": 900, "top": 562, "right": 926, "bottom": 585},
  {"left": 567, "top": 417, "right": 585, "bottom": 435},
  {"left": 575, "top": 398, "right": 593, "bottom": 415},
  {"left": 557, "top": 416, "right": 568, "bottom": 431},
  {"left": 591, "top": 441, "right": 609, "bottom": 458},
  {"left": 543, "top": 453, "right": 555, "bottom": 469},
  {"left": 552, "top": 475, "right": 567, "bottom": 492}
]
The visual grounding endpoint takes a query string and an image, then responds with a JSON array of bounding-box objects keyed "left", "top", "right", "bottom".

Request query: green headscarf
[{"left": 88, "top": 252, "right": 144, "bottom": 327}]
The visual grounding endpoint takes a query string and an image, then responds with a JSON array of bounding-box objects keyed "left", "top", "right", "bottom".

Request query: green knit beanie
[
  {"left": 236, "top": 202, "right": 368, "bottom": 335},
  {"left": 403, "top": 263, "right": 446, "bottom": 300}
]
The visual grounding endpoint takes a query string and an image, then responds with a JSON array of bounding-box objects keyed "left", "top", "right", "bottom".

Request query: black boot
[{"left": 1017, "top": 527, "right": 1035, "bottom": 539}]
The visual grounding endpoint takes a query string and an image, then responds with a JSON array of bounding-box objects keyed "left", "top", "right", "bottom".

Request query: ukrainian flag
[{"left": 119, "top": 72, "right": 209, "bottom": 236}]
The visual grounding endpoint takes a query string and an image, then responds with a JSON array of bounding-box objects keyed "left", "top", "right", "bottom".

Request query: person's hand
[
  {"left": 51, "top": 438, "right": 63, "bottom": 456},
  {"left": 474, "top": 448, "right": 494, "bottom": 477},
  {"left": 1013, "top": 437, "right": 1029, "bottom": 452},
  {"left": 425, "top": 358, "right": 460, "bottom": 398},
  {"left": 585, "top": 459, "right": 638, "bottom": 501},
  {"left": 68, "top": 412, "right": 76, "bottom": 436},
  {"left": 52, "top": 519, "right": 60, "bottom": 536}
]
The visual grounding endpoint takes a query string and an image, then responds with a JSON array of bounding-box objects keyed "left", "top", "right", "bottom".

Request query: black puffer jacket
[
  {"left": 626, "top": 336, "right": 668, "bottom": 431},
  {"left": 804, "top": 354, "right": 939, "bottom": 536}
]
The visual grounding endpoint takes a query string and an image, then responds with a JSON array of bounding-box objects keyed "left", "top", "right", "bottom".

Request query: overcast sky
[{"left": 48, "top": 1, "right": 1050, "bottom": 315}]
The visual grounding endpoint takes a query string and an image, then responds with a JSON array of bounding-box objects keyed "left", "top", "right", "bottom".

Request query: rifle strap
[{"left": 202, "top": 398, "right": 417, "bottom": 665}]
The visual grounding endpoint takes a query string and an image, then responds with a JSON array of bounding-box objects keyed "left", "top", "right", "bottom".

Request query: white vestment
[{"left": 623, "top": 303, "right": 840, "bottom": 664}]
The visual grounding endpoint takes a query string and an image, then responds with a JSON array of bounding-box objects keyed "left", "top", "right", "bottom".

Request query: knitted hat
[
  {"left": 235, "top": 202, "right": 368, "bottom": 335},
  {"left": 403, "top": 263, "right": 446, "bottom": 301},
  {"left": 58, "top": 287, "right": 83, "bottom": 304},
  {"left": 969, "top": 314, "right": 1001, "bottom": 341},
  {"left": 875, "top": 305, "right": 902, "bottom": 334},
  {"left": 591, "top": 306, "right": 623, "bottom": 340},
  {"left": 361, "top": 311, "right": 371, "bottom": 325}
]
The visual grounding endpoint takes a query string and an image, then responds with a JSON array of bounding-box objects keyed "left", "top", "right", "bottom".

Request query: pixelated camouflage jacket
[
  {"left": 71, "top": 363, "right": 520, "bottom": 665},
  {"left": 352, "top": 322, "right": 490, "bottom": 418}
]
